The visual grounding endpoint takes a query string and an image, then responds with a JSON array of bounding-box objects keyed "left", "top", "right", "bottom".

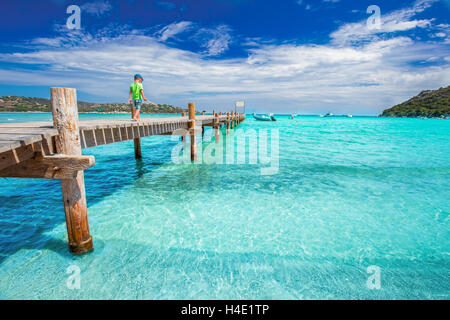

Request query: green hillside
[
  {"left": 380, "top": 86, "right": 450, "bottom": 118},
  {"left": 0, "top": 96, "right": 186, "bottom": 114}
]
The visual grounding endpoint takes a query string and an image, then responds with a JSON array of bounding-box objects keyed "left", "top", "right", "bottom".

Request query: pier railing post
[
  {"left": 188, "top": 102, "right": 197, "bottom": 161},
  {"left": 231, "top": 111, "right": 235, "bottom": 129},
  {"left": 51, "top": 87, "right": 93, "bottom": 254},
  {"left": 132, "top": 114, "right": 142, "bottom": 159},
  {"left": 134, "top": 138, "right": 142, "bottom": 159},
  {"left": 215, "top": 113, "right": 220, "bottom": 143},
  {"left": 234, "top": 111, "right": 237, "bottom": 127},
  {"left": 230, "top": 112, "right": 232, "bottom": 129},
  {"left": 226, "top": 112, "right": 230, "bottom": 134}
]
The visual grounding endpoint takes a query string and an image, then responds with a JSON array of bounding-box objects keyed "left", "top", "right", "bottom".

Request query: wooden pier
[{"left": 0, "top": 88, "right": 245, "bottom": 254}]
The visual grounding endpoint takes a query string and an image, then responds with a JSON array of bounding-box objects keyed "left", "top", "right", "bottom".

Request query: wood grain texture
[
  {"left": 0, "top": 154, "right": 95, "bottom": 179},
  {"left": 0, "top": 144, "right": 37, "bottom": 170},
  {"left": 188, "top": 103, "right": 197, "bottom": 161},
  {"left": 51, "top": 87, "right": 93, "bottom": 254},
  {"left": 0, "top": 102, "right": 245, "bottom": 255},
  {"left": 215, "top": 113, "right": 220, "bottom": 143},
  {"left": 134, "top": 138, "right": 142, "bottom": 159}
]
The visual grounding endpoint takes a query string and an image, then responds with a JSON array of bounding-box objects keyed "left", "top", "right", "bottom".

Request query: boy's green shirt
[{"left": 130, "top": 82, "right": 143, "bottom": 100}]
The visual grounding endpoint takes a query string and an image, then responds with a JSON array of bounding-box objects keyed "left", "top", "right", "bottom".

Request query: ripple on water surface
[{"left": 0, "top": 115, "right": 449, "bottom": 299}]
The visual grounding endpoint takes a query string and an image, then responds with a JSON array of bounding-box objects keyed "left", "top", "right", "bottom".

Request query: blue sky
[{"left": 0, "top": 0, "right": 449, "bottom": 114}]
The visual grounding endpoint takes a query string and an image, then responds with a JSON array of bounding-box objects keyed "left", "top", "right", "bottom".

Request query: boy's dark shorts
[{"left": 133, "top": 99, "right": 143, "bottom": 110}]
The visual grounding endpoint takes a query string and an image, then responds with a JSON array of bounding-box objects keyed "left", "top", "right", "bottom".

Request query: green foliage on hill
[
  {"left": 0, "top": 96, "right": 186, "bottom": 114},
  {"left": 380, "top": 86, "right": 450, "bottom": 118}
]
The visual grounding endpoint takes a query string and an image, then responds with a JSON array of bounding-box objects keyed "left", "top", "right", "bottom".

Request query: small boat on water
[
  {"left": 347, "top": 114, "right": 353, "bottom": 118},
  {"left": 253, "top": 113, "right": 276, "bottom": 121},
  {"left": 323, "top": 112, "right": 334, "bottom": 117}
]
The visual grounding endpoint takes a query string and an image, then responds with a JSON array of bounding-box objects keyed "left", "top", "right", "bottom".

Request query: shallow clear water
[{"left": 0, "top": 113, "right": 449, "bottom": 299}]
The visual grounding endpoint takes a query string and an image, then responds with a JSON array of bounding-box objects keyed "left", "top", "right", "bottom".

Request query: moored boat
[{"left": 253, "top": 113, "right": 276, "bottom": 121}]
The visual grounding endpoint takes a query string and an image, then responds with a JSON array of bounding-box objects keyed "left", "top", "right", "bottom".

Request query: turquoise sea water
[{"left": 0, "top": 113, "right": 449, "bottom": 299}]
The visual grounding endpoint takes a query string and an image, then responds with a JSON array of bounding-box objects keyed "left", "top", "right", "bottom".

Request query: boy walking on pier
[{"left": 128, "top": 74, "right": 148, "bottom": 121}]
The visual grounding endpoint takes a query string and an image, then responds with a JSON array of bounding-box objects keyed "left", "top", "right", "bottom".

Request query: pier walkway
[{"left": 0, "top": 88, "right": 245, "bottom": 254}]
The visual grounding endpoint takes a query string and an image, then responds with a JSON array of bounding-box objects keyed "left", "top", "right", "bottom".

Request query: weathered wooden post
[
  {"left": 51, "top": 87, "right": 93, "bottom": 254},
  {"left": 188, "top": 102, "right": 197, "bottom": 161},
  {"left": 181, "top": 111, "right": 187, "bottom": 142},
  {"left": 232, "top": 111, "right": 235, "bottom": 129},
  {"left": 215, "top": 113, "right": 220, "bottom": 143},
  {"left": 132, "top": 109, "right": 142, "bottom": 159},
  {"left": 230, "top": 112, "right": 233, "bottom": 129},
  {"left": 226, "top": 112, "right": 230, "bottom": 134},
  {"left": 134, "top": 138, "right": 142, "bottom": 159}
]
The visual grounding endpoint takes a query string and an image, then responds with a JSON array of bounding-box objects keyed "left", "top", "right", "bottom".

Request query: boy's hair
[{"left": 134, "top": 74, "right": 144, "bottom": 81}]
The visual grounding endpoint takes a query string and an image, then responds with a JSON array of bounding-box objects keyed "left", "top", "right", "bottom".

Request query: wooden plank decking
[
  {"left": 0, "top": 87, "right": 246, "bottom": 254},
  {"left": 0, "top": 114, "right": 234, "bottom": 152},
  {"left": 0, "top": 114, "right": 241, "bottom": 157}
]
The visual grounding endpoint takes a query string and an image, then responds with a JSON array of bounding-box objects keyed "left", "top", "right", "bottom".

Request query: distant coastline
[
  {"left": 380, "top": 86, "right": 449, "bottom": 119},
  {"left": 0, "top": 96, "right": 187, "bottom": 114},
  {"left": 0, "top": 111, "right": 179, "bottom": 114},
  {"left": 0, "top": 111, "right": 184, "bottom": 115}
]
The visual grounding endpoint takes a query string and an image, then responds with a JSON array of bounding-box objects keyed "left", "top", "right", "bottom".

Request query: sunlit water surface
[{"left": 0, "top": 113, "right": 449, "bottom": 299}]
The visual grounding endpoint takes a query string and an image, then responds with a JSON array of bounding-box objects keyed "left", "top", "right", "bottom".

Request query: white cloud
[
  {"left": 331, "top": 0, "right": 437, "bottom": 45},
  {"left": 81, "top": 0, "right": 113, "bottom": 16},
  {"left": 31, "top": 37, "right": 64, "bottom": 47},
  {"left": 158, "top": 21, "right": 193, "bottom": 41},
  {"left": 157, "top": 23, "right": 233, "bottom": 56},
  {"left": 0, "top": 1, "right": 448, "bottom": 114},
  {"left": 296, "top": 0, "right": 312, "bottom": 10},
  {"left": 195, "top": 25, "right": 233, "bottom": 56}
]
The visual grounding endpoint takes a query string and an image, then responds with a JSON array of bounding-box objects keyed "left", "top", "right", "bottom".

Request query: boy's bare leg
[
  {"left": 131, "top": 106, "right": 136, "bottom": 120},
  {"left": 136, "top": 110, "right": 141, "bottom": 121}
]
